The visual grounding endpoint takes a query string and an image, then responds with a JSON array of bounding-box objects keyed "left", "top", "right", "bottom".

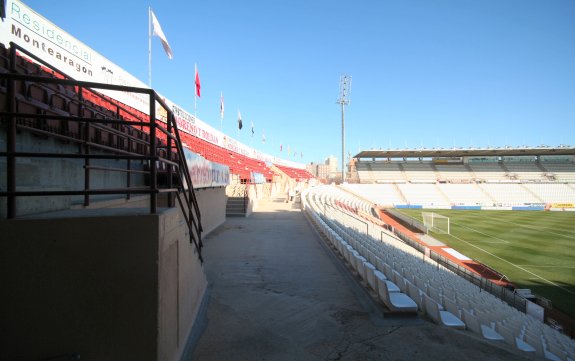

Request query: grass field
[{"left": 396, "top": 208, "right": 575, "bottom": 318}]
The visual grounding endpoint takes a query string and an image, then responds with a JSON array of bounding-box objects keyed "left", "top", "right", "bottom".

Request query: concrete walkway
[{"left": 189, "top": 198, "right": 533, "bottom": 361}]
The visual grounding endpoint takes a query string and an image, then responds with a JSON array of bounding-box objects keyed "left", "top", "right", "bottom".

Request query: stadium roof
[{"left": 354, "top": 146, "right": 575, "bottom": 159}]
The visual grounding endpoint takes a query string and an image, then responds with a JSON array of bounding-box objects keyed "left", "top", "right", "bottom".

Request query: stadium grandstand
[
  {"left": 349, "top": 148, "right": 575, "bottom": 209},
  {"left": 302, "top": 184, "right": 575, "bottom": 360},
  {"left": 2, "top": 2, "right": 574, "bottom": 361},
  {"left": 0, "top": 2, "right": 315, "bottom": 360}
]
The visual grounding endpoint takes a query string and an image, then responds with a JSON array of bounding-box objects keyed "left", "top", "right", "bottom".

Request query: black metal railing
[{"left": 0, "top": 42, "right": 203, "bottom": 261}]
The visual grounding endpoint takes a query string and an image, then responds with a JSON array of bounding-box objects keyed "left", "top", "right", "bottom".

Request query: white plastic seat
[
  {"left": 524, "top": 331, "right": 544, "bottom": 357},
  {"left": 426, "top": 284, "right": 442, "bottom": 304},
  {"left": 406, "top": 281, "right": 424, "bottom": 310},
  {"left": 392, "top": 270, "right": 408, "bottom": 293},
  {"left": 423, "top": 294, "right": 465, "bottom": 329},
  {"left": 364, "top": 261, "right": 376, "bottom": 291},
  {"left": 546, "top": 339, "right": 570, "bottom": 361},
  {"left": 352, "top": 253, "right": 367, "bottom": 279},
  {"left": 337, "top": 239, "right": 347, "bottom": 254},
  {"left": 543, "top": 340, "right": 565, "bottom": 361},
  {"left": 462, "top": 310, "right": 504, "bottom": 341},
  {"left": 443, "top": 297, "right": 461, "bottom": 319},
  {"left": 497, "top": 323, "right": 536, "bottom": 353},
  {"left": 378, "top": 277, "right": 417, "bottom": 313},
  {"left": 345, "top": 246, "right": 355, "bottom": 263},
  {"left": 382, "top": 262, "right": 393, "bottom": 279},
  {"left": 374, "top": 270, "right": 400, "bottom": 293}
]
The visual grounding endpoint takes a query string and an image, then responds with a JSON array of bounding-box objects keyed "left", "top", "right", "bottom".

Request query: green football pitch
[{"left": 395, "top": 208, "right": 575, "bottom": 318}]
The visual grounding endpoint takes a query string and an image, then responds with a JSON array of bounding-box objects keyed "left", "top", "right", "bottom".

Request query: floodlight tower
[{"left": 337, "top": 74, "right": 352, "bottom": 183}]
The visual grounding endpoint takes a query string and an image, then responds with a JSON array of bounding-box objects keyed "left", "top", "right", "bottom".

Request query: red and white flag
[
  {"left": 150, "top": 9, "right": 173, "bottom": 59},
  {"left": 195, "top": 64, "right": 201, "bottom": 97}
]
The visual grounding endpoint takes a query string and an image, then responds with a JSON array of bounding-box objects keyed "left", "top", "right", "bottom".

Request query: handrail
[
  {"left": 0, "top": 42, "right": 203, "bottom": 261},
  {"left": 157, "top": 103, "right": 203, "bottom": 256}
]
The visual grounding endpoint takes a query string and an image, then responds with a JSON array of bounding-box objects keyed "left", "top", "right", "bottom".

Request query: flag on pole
[
  {"left": 1, "top": 0, "right": 6, "bottom": 21},
  {"left": 194, "top": 64, "right": 201, "bottom": 97},
  {"left": 251, "top": 121, "right": 254, "bottom": 137},
  {"left": 150, "top": 10, "right": 173, "bottom": 59},
  {"left": 220, "top": 92, "right": 224, "bottom": 119},
  {"left": 238, "top": 110, "right": 243, "bottom": 130}
]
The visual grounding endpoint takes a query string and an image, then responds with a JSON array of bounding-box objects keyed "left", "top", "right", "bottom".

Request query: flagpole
[
  {"left": 194, "top": 63, "right": 197, "bottom": 116},
  {"left": 220, "top": 91, "right": 223, "bottom": 132},
  {"left": 148, "top": 7, "right": 152, "bottom": 87}
]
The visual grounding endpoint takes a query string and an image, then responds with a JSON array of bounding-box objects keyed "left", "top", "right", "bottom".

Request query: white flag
[
  {"left": 220, "top": 92, "right": 224, "bottom": 119},
  {"left": 150, "top": 10, "right": 173, "bottom": 59}
]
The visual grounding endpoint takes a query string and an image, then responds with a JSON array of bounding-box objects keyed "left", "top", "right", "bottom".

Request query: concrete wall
[
  {"left": 0, "top": 130, "right": 147, "bottom": 218},
  {"left": 0, "top": 207, "right": 207, "bottom": 361},
  {"left": 158, "top": 207, "right": 208, "bottom": 361},
  {"left": 194, "top": 187, "right": 227, "bottom": 236}
]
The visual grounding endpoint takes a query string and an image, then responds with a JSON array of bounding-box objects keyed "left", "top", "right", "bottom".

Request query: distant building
[
  {"left": 317, "top": 164, "right": 331, "bottom": 179},
  {"left": 306, "top": 156, "right": 339, "bottom": 180},
  {"left": 306, "top": 163, "right": 316, "bottom": 175},
  {"left": 326, "top": 155, "right": 338, "bottom": 174}
]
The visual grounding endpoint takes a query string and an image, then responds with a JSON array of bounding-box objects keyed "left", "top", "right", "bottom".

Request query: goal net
[{"left": 422, "top": 212, "right": 450, "bottom": 234}]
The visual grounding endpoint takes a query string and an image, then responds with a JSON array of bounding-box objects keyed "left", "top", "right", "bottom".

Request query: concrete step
[{"left": 226, "top": 197, "right": 246, "bottom": 216}]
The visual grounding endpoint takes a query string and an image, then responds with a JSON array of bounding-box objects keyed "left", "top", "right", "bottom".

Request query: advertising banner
[
  {"left": 551, "top": 203, "right": 574, "bottom": 209},
  {"left": 1, "top": 0, "right": 151, "bottom": 112},
  {"left": 183, "top": 149, "right": 230, "bottom": 189}
]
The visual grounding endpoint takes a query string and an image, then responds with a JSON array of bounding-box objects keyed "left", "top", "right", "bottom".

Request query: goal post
[{"left": 422, "top": 212, "right": 450, "bottom": 235}]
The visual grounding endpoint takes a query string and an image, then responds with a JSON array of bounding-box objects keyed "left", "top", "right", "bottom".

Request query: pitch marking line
[
  {"left": 448, "top": 232, "right": 575, "bottom": 297},
  {"left": 450, "top": 221, "right": 510, "bottom": 244},
  {"left": 517, "top": 265, "right": 575, "bottom": 269},
  {"left": 456, "top": 213, "right": 575, "bottom": 240}
]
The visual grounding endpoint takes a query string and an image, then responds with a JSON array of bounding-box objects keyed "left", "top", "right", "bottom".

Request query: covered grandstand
[{"left": 350, "top": 147, "right": 575, "bottom": 210}]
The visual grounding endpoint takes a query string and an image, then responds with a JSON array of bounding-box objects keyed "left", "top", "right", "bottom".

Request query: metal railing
[{"left": 0, "top": 42, "right": 203, "bottom": 261}]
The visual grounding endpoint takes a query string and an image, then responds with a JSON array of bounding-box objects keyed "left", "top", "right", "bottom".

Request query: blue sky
[{"left": 23, "top": 0, "right": 575, "bottom": 166}]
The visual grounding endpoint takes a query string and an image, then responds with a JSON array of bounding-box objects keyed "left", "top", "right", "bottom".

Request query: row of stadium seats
[
  {"left": 302, "top": 185, "right": 575, "bottom": 360},
  {"left": 182, "top": 135, "right": 274, "bottom": 182},
  {"left": 343, "top": 183, "right": 575, "bottom": 207},
  {"left": 275, "top": 164, "right": 314, "bottom": 182},
  {"left": 0, "top": 49, "right": 157, "bottom": 160},
  {"left": 2, "top": 44, "right": 311, "bottom": 184},
  {"left": 356, "top": 160, "right": 575, "bottom": 183}
]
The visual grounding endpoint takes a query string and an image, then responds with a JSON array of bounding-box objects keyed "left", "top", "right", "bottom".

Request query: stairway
[
  {"left": 393, "top": 183, "right": 408, "bottom": 204},
  {"left": 520, "top": 184, "right": 544, "bottom": 203},
  {"left": 434, "top": 183, "right": 452, "bottom": 204},
  {"left": 366, "top": 162, "right": 375, "bottom": 183},
  {"left": 397, "top": 163, "right": 409, "bottom": 181},
  {"left": 464, "top": 163, "right": 476, "bottom": 180},
  {"left": 226, "top": 196, "right": 247, "bottom": 217},
  {"left": 476, "top": 183, "right": 497, "bottom": 204}
]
